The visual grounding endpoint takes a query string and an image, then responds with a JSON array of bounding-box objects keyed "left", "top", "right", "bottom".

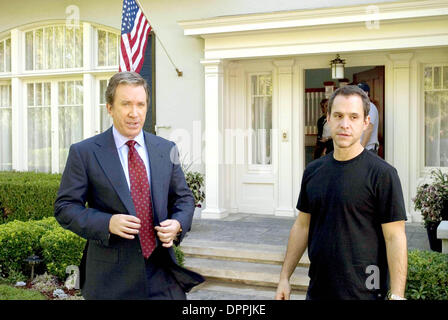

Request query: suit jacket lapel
[
  {"left": 144, "top": 131, "right": 163, "bottom": 225},
  {"left": 93, "top": 127, "right": 137, "bottom": 216}
]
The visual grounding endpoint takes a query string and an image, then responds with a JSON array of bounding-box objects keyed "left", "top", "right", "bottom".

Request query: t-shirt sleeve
[
  {"left": 296, "top": 169, "right": 311, "bottom": 213},
  {"left": 369, "top": 103, "right": 379, "bottom": 126},
  {"left": 376, "top": 167, "right": 408, "bottom": 223}
]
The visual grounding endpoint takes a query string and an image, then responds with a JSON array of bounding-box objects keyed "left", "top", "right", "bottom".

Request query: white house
[{"left": 0, "top": 0, "right": 447, "bottom": 223}]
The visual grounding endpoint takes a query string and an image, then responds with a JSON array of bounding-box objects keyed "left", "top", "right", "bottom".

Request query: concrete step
[
  {"left": 187, "top": 280, "right": 306, "bottom": 300},
  {"left": 180, "top": 239, "right": 310, "bottom": 267},
  {"left": 184, "top": 256, "right": 310, "bottom": 291}
]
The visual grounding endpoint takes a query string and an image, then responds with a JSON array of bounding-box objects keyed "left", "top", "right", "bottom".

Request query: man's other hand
[
  {"left": 275, "top": 278, "right": 291, "bottom": 300},
  {"left": 155, "top": 219, "right": 181, "bottom": 248}
]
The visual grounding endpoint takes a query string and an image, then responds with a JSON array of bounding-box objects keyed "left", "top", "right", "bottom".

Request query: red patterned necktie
[{"left": 126, "top": 140, "right": 156, "bottom": 259}]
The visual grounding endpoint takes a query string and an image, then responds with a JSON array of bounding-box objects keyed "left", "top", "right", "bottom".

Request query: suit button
[{"left": 138, "top": 249, "right": 142, "bottom": 253}]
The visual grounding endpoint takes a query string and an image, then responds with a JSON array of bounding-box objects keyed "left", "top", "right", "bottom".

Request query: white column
[
  {"left": 10, "top": 29, "right": 25, "bottom": 171},
  {"left": 273, "top": 59, "right": 295, "bottom": 217},
  {"left": 388, "top": 53, "right": 413, "bottom": 218},
  {"left": 200, "top": 59, "right": 228, "bottom": 219}
]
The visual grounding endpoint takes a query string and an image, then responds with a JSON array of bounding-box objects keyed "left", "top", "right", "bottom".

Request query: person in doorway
[
  {"left": 54, "top": 71, "right": 204, "bottom": 300},
  {"left": 314, "top": 98, "right": 330, "bottom": 159},
  {"left": 357, "top": 82, "right": 380, "bottom": 154},
  {"left": 275, "top": 85, "right": 408, "bottom": 300}
]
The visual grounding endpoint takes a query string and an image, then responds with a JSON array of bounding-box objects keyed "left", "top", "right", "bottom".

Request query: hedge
[
  {"left": 0, "top": 171, "right": 61, "bottom": 224},
  {"left": 406, "top": 249, "right": 448, "bottom": 300},
  {"left": 40, "top": 226, "right": 86, "bottom": 280},
  {"left": 0, "top": 219, "right": 54, "bottom": 275},
  {"left": 0, "top": 217, "right": 185, "bottom": 282}
]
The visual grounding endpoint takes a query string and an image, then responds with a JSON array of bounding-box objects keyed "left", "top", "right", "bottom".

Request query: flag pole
[{"left": 134, "top": 0, "right": 183, "bottom": 77}]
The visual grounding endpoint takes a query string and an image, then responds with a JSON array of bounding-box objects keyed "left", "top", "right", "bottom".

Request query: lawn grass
[{"left": 0, "top": 284, "right": 47, "bottom": 300}]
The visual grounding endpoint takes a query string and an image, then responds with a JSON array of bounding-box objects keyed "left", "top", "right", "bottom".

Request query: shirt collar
[{"left": 112, "top": 126, "right": 145, "bottom": 149}]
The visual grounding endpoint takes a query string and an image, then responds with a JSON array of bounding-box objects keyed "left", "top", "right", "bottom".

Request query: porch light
[{"left": 330, "top": 54, "right": 346, "bottom": 79}]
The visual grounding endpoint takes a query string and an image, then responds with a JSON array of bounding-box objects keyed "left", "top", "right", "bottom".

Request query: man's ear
[
  {"left": 106, "top": 103, "right": 113, "bottom": 115},
  {"left": 364, "top": 115, "right": 371, "bottom": 129}
]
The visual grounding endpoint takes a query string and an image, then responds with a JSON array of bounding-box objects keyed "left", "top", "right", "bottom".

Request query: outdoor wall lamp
[{"left": 330, "top": 54, "right": 346, "bottom": 79}]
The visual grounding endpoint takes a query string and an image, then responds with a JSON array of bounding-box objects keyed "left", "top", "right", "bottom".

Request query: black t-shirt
[{"left": 297, "top": 149, "right": 407, "bottom": 300}]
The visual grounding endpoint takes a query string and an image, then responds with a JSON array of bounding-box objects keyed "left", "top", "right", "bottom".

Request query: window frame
[
  {"left": 94, "top": 26, "right": 120, "bottom": 69},
  {"left": 420, "top": 63, "right": 448, "bottom": 174},
  {"left": 22, "top": 24, "right": 84, "bottom": 73},
  {"left": 246, "top": 71, "right": 274, "bottom": 172}
]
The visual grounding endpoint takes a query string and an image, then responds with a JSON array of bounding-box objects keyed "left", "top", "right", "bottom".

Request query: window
[
  {"left": 3, "top": 22, "right": 117, "bottom": 173},
  {"left": 424, "top": 65, "right": 448, "bottom": 167},
  {"left": 58, "top": 80, "right": 83, "bottom": 171},
  {"left": 97, "top": 29, "right": 119, "bottom": 67},
  {"left": 27, "top": 82, "right": 51, "bottom": 172},
  {"left": 99, "top": 79, "right": 113, "bottom": 132},
  {"left": 25, "top": 26, "right": 83, "bottom": 70},
  {"left": 0, "top": 38, "right": 11, "bottom": 73},
  {"left": 250, "top": 74, "right": 272, "bottom": 165},
  {"left": 0, "top": 84, "right": 12, "bottom": 170}
]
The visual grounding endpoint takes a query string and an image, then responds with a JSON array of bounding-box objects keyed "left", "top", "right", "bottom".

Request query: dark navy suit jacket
[{"left": 54, "top": 127, "right": 203, "bottom": 299}]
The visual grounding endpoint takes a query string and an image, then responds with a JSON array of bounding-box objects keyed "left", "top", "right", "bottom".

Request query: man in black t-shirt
[{"left": 275, "top": 85, "right": 408, "bottom": 300}]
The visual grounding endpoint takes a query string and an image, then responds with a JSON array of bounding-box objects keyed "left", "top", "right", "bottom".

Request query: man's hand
[
  {"left": 275, "top": 278, "right": 291, "bottom": 300},
  {"left": 155, "top": 219, "right": 181, "bottom": 248},
  {"left": 109, "top": 214, "right": 141, "bottom": 239}
]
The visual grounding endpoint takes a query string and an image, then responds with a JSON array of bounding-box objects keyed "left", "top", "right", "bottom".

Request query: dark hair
[
  {"left": 320, "top": 98, "right": 328, "bottom": 106},
  {"left": 105, "top": 71, "right": 149, "bottom": 106},
  {"left": 327, "top": 85, "right": 370, "bottom": 118}
]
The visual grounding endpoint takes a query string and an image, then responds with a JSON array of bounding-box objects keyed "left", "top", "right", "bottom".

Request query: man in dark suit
[{"left": 54, "top": 71, "right": 203, "bottom": 300}]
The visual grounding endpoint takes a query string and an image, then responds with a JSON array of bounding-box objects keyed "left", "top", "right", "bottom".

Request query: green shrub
[
  {"left": 0, "top": 171, "right": 61, "bottom": 224},
  {"left": 185, "top": 171, "right": 205, "bottom": 207},
  {"left": 0, "top": 217, "right": 85, "bottom": 282},
  {"left": 406, "top": 249, "right": 448, "bottom": 300},
  {"left": 174, "top": 245, "right": 185, "bottom": 267},
  {"left": 0, "top": 220, "right": 49, "bottom": 276},
  {"left": 40, "top": 226, "right": 86, "bottom": 280}
]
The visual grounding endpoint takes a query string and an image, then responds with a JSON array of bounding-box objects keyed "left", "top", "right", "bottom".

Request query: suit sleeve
[
  {"left": 167, "top": 143, "right": 195, "bottom": 246},
  {"left": 54, "top": 144, "right": 112, "bottom": 246}
]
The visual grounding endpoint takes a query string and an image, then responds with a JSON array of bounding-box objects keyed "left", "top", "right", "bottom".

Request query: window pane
[
  {"left": 75, "top": 80, "right": 83, "bottom": 105},
  {"left": 35, "top": 83, "right": 42, "bottom": 106},
  {"left": 44, "top": 83, "right": 51, "bottom": 106},
  {"left": 28, "top": 106, "right": 51, "bottom": 172},
  {"left": 27, "top": 83, "right": 34, "bottom": 106},
  {"left": 0, "top": 42, "right": 4, "bottom": 72},
  {"left": 424, "top": 67, "right": 432, "bottom": 90},
  {"left": 425, "top": 90, "right": 448, "bottom": 167},
  {"left": 58, "top": 80, "right": 83, "bottom": 172},
  {"left": 54, "top": 26, "right": 64, "bottom": 69},
  {"left": 98, "top": 30, "right": 106, "bottom": 66},
  {"left": 251, "top": 75, "right": 272, "bottom": 165},
  {"left": 44, "top": 27, "right": 53, "bottom": 69},
  {"left": 67, "top": 81, "right": 74, "bottom": 105},
  {"left": 434, "top": 67, "right": 441, "bottom": 89},
  {"left": 5, "top": 39, "right": 10, "bottom": 72},
  {"left": 0, "top": 85, "right": 12, "bottom": 170},
  {"left": 58, "top": 82, "right": 65, "bottom": 105},
  {"left": 108, "top": 32, "right": 118, "bottom": 66},
  {"left": 99, "top": 80, "right": 112, "bottom": 132},
  {"left": 35, "top": 28, "right": 43, "bottom": 70},
  {"left": 75, "top": 27, "right": 83, "bottom": 67},
  {"left": 25, "top": 31, "right": 34, "bottom": 70},
  {"left": 27, "top": 82, "right": 51, "bottom": 173},
  {"left": 65, "top": 27, "right": 74, "bottom": 68},
  {"left": 444, "top": 66, "right": 448, "bottom": 89},
  {"left": 100, "top": 79, "right": 107, "bottom": 104}
]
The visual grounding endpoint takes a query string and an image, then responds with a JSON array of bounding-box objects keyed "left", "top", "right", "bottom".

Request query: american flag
[{"left": 119, "top": 0, "right": 152, "bottom": 73}]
